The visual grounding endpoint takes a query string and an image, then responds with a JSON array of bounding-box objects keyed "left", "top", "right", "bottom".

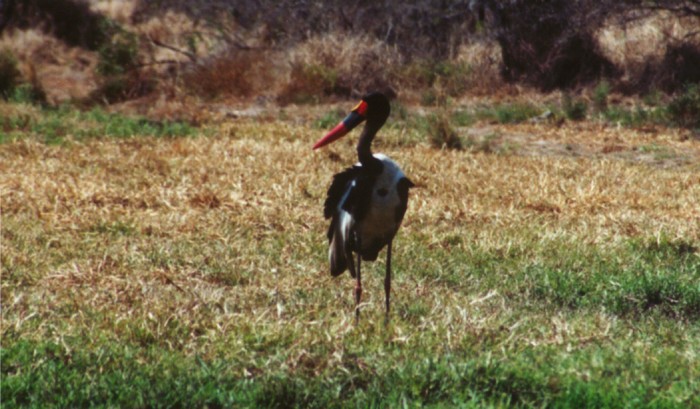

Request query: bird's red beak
[
  {"left": 313, "top": 100, "right": 368, "bottom": 150},
  {"left": 313, "top": 121, "right": 350, "bottom": 150}
]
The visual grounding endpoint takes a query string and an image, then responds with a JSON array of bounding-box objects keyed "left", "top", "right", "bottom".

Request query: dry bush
[
  {"left": 427, "top": 111, "right": 462, "bottom": 150},
  {"left": 3, "top": 0, "right": 108, "bottom": 50},
  {"left": 391, "top": 40, "right": 503, "bottom": 103},
  {"left": 455, "top": 40, "right": 503, "bottom": 95},
  {"left": 135, "top": 10, "right": 203, "bottom": 64},
  {"left": 183, "top": 49, "right": 279, "bottom": 100},
  {"left": 0, "top": 28, "right": 97, "bottom": 103},
  {"left": 90, "top": 0, "right": 137, "bottom": 24},
  {"left": 667, "top": 83, "right": 700, "bottom": 128},
  {"left": 89, "top": 71, "right": 155, "bottom": 104},
  {"left": 598, "top": 12, "right": 682, "bottom": 73},
  {"left": 278, "top": 33, "right": 402, "bottom": 104},
  {"left": 598, "top": 11, "right": 700, "bottom": 93},
  {"left": 656, "top": 43, "right": 700, "bottom": 91},
  {"left": 489, "top": 0, "right": 618, "bottom": 91},
  {"left": 127, "top": 1, "right": 478, "bottom": 60}
]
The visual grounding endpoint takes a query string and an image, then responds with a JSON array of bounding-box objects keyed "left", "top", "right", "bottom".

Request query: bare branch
[{"left": 148, "top": 37, "right": 197, "bottom": 62}]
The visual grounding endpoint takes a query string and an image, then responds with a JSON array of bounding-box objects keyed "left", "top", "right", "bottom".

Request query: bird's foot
[{"left": 354, "top": 284, "right": 362, "bottom": 324}]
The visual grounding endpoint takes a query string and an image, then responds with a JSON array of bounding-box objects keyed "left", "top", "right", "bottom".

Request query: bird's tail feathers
[
  {"left": 329, "top": 212, "right": 353, "bottom": 277},
  {"left": 329, "top": 232, "right": 347, "bottom": 277}
]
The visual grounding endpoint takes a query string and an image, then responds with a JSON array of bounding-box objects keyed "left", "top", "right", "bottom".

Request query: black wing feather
[
  {"left": 395, "top": 177, "right": 414, "bottom": 223},
  {"left": 323, "top": 165, "right": 362, "bottom": 219},
  {"left": 323, "top": 163, "right": 382, "bottom": 246}
]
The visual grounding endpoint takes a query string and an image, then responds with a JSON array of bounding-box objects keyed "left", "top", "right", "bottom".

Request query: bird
[{"left": 313, "top": 92, "right": 414, "bottom": 323}]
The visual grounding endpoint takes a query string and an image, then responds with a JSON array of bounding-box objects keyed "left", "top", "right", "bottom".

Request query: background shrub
[
  {"left": 1, "top": 0, "right": 699, "bottom": 112},
  {"left": 667, "top": 84, "right": 700, "bottom": 129},
  {"left": 427, "top": 110, "right": 462, "bottom": 150},
  {"left": 491, "top": 0, "right": 619, "bottom": 90},
  {"left": 97, "top": 23, "right": 139, "bottom": 76},
  {"left": 0, "top": 49, "right": 21, "bottom": 98},
  {"left": 563, "top": 94, "right": 588, "bottom": 121},
  {"left": 278, "top": 33, "right": 402, "bottom": 103},
  {"left": 184, "top": 49, "right": 278, "bottom": 100}
]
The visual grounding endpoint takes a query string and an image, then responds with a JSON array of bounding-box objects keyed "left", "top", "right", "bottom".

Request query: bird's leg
[
  {"left": 384, "top": 240, "right": 392, "bottom": 324},
  {"left": 355, "top": 239, "right": 362, "bottom": 324},
  {"left": 346, "top": 247, "right": 356, "bottom": 278}
]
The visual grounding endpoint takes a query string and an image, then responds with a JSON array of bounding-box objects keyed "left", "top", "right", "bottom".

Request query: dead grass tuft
[
  {"left": 189, "top": 190, "right": 222, "bottom": 209},
  {"left": 427, "top": 111, "right": 462, "bottom": 150}
]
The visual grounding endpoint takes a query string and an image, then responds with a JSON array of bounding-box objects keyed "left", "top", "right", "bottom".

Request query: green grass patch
[
  {"left": 476, "top": 103, "right": 541, "bottom": 124},
  {"left": 5, "top": 222, "right": 700, "bottom": 407},
  {"left": 600, "top": 105, "right": 667, "bottom": 128},
  {"left": 403, "top": 231, "right": 700, "bottom": 320},
  {"left": 531, "top": 238, "right": 700, "bottom": 318},
  {"left": 1, "top": 105, "right": 195, "bottom": 143},
  {"left": 314, "top": 107, "right": 345, "bottom": 129},
  {"left": 4, "top": 335, "right": 698, "bottom": 408},
  {"left": 452, "top": 109, "right": 477, "bottom": 127},
  {"left": 666, "top": 84, "right": 700, "bottom": 129},
  {"left": 593, "top": 81, "right": 611, "bottom": 112}
]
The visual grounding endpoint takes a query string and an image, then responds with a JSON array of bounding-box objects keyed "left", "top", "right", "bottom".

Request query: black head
[
  {"left": 313, "top": 91, "right": 391, "bottom": 150},
  {"left": 361, "top": 92, "right": 391, "bottom": 127}
]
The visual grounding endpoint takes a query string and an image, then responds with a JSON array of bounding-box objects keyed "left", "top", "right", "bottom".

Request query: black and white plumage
[{"left": 313, "top": 92, "right": 414, "bottom": 322}]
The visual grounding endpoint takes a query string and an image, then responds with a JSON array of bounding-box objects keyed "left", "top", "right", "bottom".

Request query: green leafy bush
[
  {"left": 91, "top": 21, "right": 148, "bottom": 103},
  {"left": 97, "top": 24, "right": 139, "bottom": 76}
]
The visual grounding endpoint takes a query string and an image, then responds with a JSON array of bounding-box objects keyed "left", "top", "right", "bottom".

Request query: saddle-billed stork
[{"left": 313, "top": 92, "right": 414, "bottom": 323}]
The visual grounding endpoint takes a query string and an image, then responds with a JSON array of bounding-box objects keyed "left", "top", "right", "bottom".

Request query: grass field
[{"left": 2, "top": 101, "right": 700, "bottom": 408}]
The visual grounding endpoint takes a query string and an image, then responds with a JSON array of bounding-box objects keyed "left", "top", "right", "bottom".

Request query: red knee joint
[{"left": 354, "top": 284, "right": 363, "bottom": 298}]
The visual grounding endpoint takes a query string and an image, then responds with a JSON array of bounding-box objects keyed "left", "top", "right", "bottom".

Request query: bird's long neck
[{"left": 357, "top": 121, "right": 382, "bottom": 171}]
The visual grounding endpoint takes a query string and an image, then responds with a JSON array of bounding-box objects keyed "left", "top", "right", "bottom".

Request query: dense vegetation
[{"left": 1, "top": 0, "right": 699, "bottom": 104}]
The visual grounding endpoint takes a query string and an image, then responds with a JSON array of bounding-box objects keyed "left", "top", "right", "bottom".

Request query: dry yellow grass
[
  {"left": 3, "top": 119, "right": 699, "bottom": 354},
  {"left": 3, "top": 112, "right": 700, "bottom": 406}
]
